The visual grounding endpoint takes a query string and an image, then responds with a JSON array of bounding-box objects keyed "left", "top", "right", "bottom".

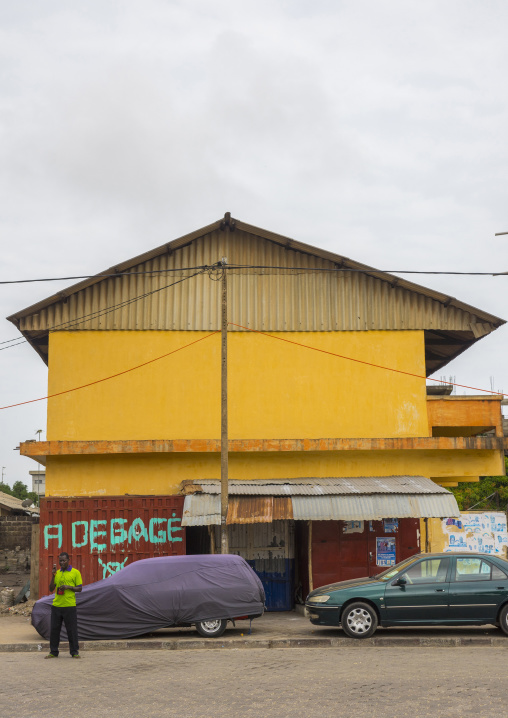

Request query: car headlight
[{"left": 308, "top": 595, "right": 330, "bottom": 604}]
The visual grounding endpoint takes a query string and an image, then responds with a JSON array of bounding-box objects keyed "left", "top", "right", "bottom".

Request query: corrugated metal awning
[
  {"left": 291, "top": 494, "right": 460, "bottom": 521},
  {"left": 181, "top": 476, "right": 460, "bottom": 525},
  {"left": 182, "top": 495, "right": 294, "bottom": 526},
  {"left": 182, "top": 494, "right": 220, "bottom": 526},
  {"left": 181, "top": 476, "right": 454, "bottom": 496},
  {"left": 227, "top": 496, "right": 293, "bottom": 524}
]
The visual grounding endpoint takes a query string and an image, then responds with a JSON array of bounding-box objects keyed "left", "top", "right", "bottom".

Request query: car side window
[
  {"left": 454, "top": 558, "right": 493, "bottom": 581},
  {"left": 402, "top": 558, "right": 449, "bottom": 584},
  {"left": 492, "top": 564, "right": 508, "bottom": 580}
]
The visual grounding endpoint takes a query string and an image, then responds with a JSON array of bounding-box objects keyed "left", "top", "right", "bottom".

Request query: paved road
[{"left": 1, "top": 646, "right": 504, "bottom": 718}]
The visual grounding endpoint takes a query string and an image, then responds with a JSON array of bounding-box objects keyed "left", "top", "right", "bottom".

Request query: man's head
[{"left": 58, "top": 552, "right": 70, "bottom": 570}]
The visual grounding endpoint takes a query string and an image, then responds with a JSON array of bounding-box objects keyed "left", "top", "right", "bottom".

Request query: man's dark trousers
[{"left": 49, "top": 605, "right": 79, "bottom": 656}]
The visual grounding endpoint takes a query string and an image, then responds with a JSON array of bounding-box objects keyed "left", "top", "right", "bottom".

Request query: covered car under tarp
[{"left": 32, "top": 554, "right": 265, "bottom": 640}]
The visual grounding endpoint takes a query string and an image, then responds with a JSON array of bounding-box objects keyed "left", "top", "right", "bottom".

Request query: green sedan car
[{"left": 305, "top": 552, "right": 508, "bottom": 638}]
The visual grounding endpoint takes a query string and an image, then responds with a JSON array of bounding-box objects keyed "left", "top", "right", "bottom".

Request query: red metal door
[
  {"left": 367, "top": 519, "right": 420, "bottom": 575},
  {"left": 39, "top": 495, "right": 185, "bottom": 597},
  {"left": 311, "top": 521, "right": 369, "bottom": 589},
  {"left": 310, "top": 519, "right": 421, "bottom": 590},
  {"left": 339, "top": 525, "right": 369, "bottom": 582},
  {"left": 311, "top": 521, "right": 341, "bottom": 589}
]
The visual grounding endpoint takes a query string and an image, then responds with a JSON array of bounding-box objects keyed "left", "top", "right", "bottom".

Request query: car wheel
[
  {"left": 341, "top": 602, "right": 378, "bottom": 639},
  {"left": 498, "top": 604, "right": 508, "bottom": 636},
  {"left": 195, "top": 619, "right": 228, "bottom": 638}
]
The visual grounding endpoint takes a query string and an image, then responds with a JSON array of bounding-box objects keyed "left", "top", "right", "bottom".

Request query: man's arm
[
  {"left": 60, "top": 585, "right": 82, "bottom": 592},
  {"left": 49, "top": 565, "right": 57, "bottom": 592}
]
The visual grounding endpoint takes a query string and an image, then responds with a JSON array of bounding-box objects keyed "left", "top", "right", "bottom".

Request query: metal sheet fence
[{"left": 39, "top": 496, "right": 185, "bottom": 596}]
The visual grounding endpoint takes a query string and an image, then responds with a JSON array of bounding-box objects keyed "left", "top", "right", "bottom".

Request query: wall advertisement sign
[
  {"left": 442, "top": 512, "right": 508, "bottom": 554},
  {"left": 376, "top": 537, "right": 396, "bottom": 567}
]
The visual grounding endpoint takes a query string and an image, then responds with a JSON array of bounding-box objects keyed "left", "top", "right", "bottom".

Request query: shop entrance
[
  {"left": 308, "top": 518, "right": 420, "bottom": 592},
  {"left": 213, "top": 521, "right": 295, "bottom": 611}
]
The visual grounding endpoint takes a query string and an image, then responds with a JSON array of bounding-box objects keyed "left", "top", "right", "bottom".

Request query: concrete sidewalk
[{"left": 1, "top": 610, "right": 508, "bottom": 651}]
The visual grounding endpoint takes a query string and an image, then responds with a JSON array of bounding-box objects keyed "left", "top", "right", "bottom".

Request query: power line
[
  {"left": 0, "top": 331, "right": 220, "bottom": 410},
  {"left": 1, "top": 261, "right": 506, "bottom": 350},
  {"left": 227, "top": 265, "right": 508, "bottom": 276},
  {"left": 0, "top": 266, "right": 211, "bottom": 285},
  {"left": 0, "top": 269, "right": 208, "bottom": 351},
  {"left": 1, "top": 322, "right": 506, "bottom": 411},
  {"left": 2, "top": 264, "right": 508, "bottom": 285},
  {"left": 228, "top": 322, "right": 507, "bottom": 397}
]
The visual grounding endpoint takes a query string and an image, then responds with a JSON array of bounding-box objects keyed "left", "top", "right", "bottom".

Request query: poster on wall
[
  {"left": 442, "top": 512, "right": 508, "bottom": 554},
  {"left": 343, "top": 521, "right": 364, "bottom": 534},
  {"left": 376, "top": 537, "right": 396, "bottom": 566},
  {"left": 383, "top": 518, "right": 398, "bottom": 533}
]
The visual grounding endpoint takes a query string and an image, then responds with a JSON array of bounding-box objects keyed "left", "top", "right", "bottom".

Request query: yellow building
[{"left": 9, "top": 214, "right": 507, "bottom": 607}]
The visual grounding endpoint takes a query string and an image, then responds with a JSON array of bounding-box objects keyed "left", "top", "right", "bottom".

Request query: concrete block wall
[{"left": 0, "top": 515, "right": 38, "bottom": 551}]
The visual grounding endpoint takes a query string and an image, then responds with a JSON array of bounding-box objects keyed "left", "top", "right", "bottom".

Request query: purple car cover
[{"left": 32, "top": 554, "right": 265, "bottom": 640}]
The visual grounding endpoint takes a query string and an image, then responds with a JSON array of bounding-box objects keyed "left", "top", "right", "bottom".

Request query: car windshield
[{"left": 374, "top": 555, "right": 423, "bottom": 581}]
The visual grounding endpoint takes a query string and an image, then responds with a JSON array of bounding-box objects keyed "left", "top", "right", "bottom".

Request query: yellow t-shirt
[{"left": 52, "top": 567, "right": 82, "bottom": 607}]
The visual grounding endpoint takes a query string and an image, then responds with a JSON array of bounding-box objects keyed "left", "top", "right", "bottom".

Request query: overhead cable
[
  {"left": 0, "top": 331, "right": 220, "bottom": 410},
  {"left": 0, "top": 269, "right": 207, "bottom": 350},
  {"left": 228, "top": 322, "right": 506, "bottom": 398},
  {"left": 2, "top": 264, "right": 508, "bottom": 285},
  {"left": 1, "top": 324, "right": 505, "bottom": 411}
]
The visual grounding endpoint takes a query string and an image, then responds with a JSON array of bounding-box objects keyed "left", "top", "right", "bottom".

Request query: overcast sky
[{"left": 1, "top": 1, "right": 508, "bottom": 489}]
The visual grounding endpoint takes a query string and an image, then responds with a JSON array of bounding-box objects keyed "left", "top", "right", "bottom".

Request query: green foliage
[
  {"left": 11, "top": 481, "right": 29, "bottom": 500},
  {"left": 450, "top": 458, "right": 508, "bottom": 511},
  {"left": 27, "top": 491, "right": 39, "bottom": 505},
  {"left": 0, "top": 482, "right": 13, "bottom": 496}
]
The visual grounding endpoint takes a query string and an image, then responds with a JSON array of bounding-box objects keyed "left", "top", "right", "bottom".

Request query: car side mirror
[{"left": 394, "top": 576, "right": 407, "bottom": 586}]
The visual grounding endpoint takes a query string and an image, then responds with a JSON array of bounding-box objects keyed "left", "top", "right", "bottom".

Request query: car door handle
[{"left": 435, "top": 589, "right": 446, "bottom": 592}]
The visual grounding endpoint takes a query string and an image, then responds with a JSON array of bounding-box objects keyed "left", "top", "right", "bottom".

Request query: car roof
[{"left": 411, "top": 552, "right": 503, "bottom": 559}]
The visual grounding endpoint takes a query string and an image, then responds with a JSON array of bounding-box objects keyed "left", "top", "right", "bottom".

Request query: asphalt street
[{"left": 1, "top": 646, "right": 505, "bottom": 718}]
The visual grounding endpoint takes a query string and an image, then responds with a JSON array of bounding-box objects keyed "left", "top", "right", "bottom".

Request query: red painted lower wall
[{"left": 39, "top": 495, "right": 185, "bottom": 596}]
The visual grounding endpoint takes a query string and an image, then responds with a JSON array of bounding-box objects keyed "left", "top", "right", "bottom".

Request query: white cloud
[{"left": 1, "top": 0, "right": 508, "bottom": 485}]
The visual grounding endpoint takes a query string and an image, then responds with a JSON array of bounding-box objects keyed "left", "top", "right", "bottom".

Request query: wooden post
[
  {"left": 220, "top": 257, "right": 229, "bottom": 554},
  {"left": 30, "top": 523, "right": 40, "bottom": 600},
  {"left": 308, "top": 520, "right": 313, "bottom": 592},
  {"left": 209, "top": 524, "right": 216, "bottom": 554},
  {"left": 424, "top": 517, "right": 430, "bottom": 553}
]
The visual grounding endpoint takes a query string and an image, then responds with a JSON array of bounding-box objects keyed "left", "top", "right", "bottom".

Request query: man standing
[{"left": 45, "top": 552, "right": 82, "bottom": 659}]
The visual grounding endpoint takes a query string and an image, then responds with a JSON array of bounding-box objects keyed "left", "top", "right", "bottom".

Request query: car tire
[
  {"left": 498, "top": 604, "right": 508, "bottom": 636},
  {"left": 341, "top": 602, "right": 378, "bottom": 639},
  {"left": 195, "top": 619, "right": 228, "bottom": 638}
]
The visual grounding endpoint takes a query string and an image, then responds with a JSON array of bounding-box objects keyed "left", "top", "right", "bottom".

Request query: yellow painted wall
[
  {"left": 44, "top": 449, "right": 504, "bottom": 497},
  {"left": 47, "top": 330, "right": 429, "bottom": 441}
]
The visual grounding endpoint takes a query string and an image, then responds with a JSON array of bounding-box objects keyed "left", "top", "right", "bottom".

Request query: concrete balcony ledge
[{"left": 20, "top": 435, "right": 508, "bottom": 461}]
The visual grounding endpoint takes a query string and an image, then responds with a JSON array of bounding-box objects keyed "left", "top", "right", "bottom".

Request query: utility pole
[
  {"left": 220, "top": 255, "right": 229, "bottom": 553},
  {"left": 218, "top": 212, "right": 235, "bottom": 553}
]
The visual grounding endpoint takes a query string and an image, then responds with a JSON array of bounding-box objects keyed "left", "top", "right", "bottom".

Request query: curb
[{"left": 1, "top": 635, "right": 507, "bottom": 652}]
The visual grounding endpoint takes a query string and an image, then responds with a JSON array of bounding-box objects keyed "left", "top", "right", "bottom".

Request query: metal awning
[{"left": 180, "top": 476, "right": 460, "bottom": 525}]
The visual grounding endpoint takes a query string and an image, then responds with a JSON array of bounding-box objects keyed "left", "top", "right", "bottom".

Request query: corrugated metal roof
[
  {"left": 226, "top": 496, "right": 293, "bottom": 524},
  {"left": 0, "top": 491, "right": 40, "bottom": 514},
  {"left": 291, "top": 494, "right": 460, "bottom": 520},
  {"left": 184, "top": 476, "right": 452, "bottom": 496},
  {"left": 181, "top": 477, "right": 459, "bottom": 524},
  {"left": 7, "top": 217, "right": 504, "bottom": 373}
]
